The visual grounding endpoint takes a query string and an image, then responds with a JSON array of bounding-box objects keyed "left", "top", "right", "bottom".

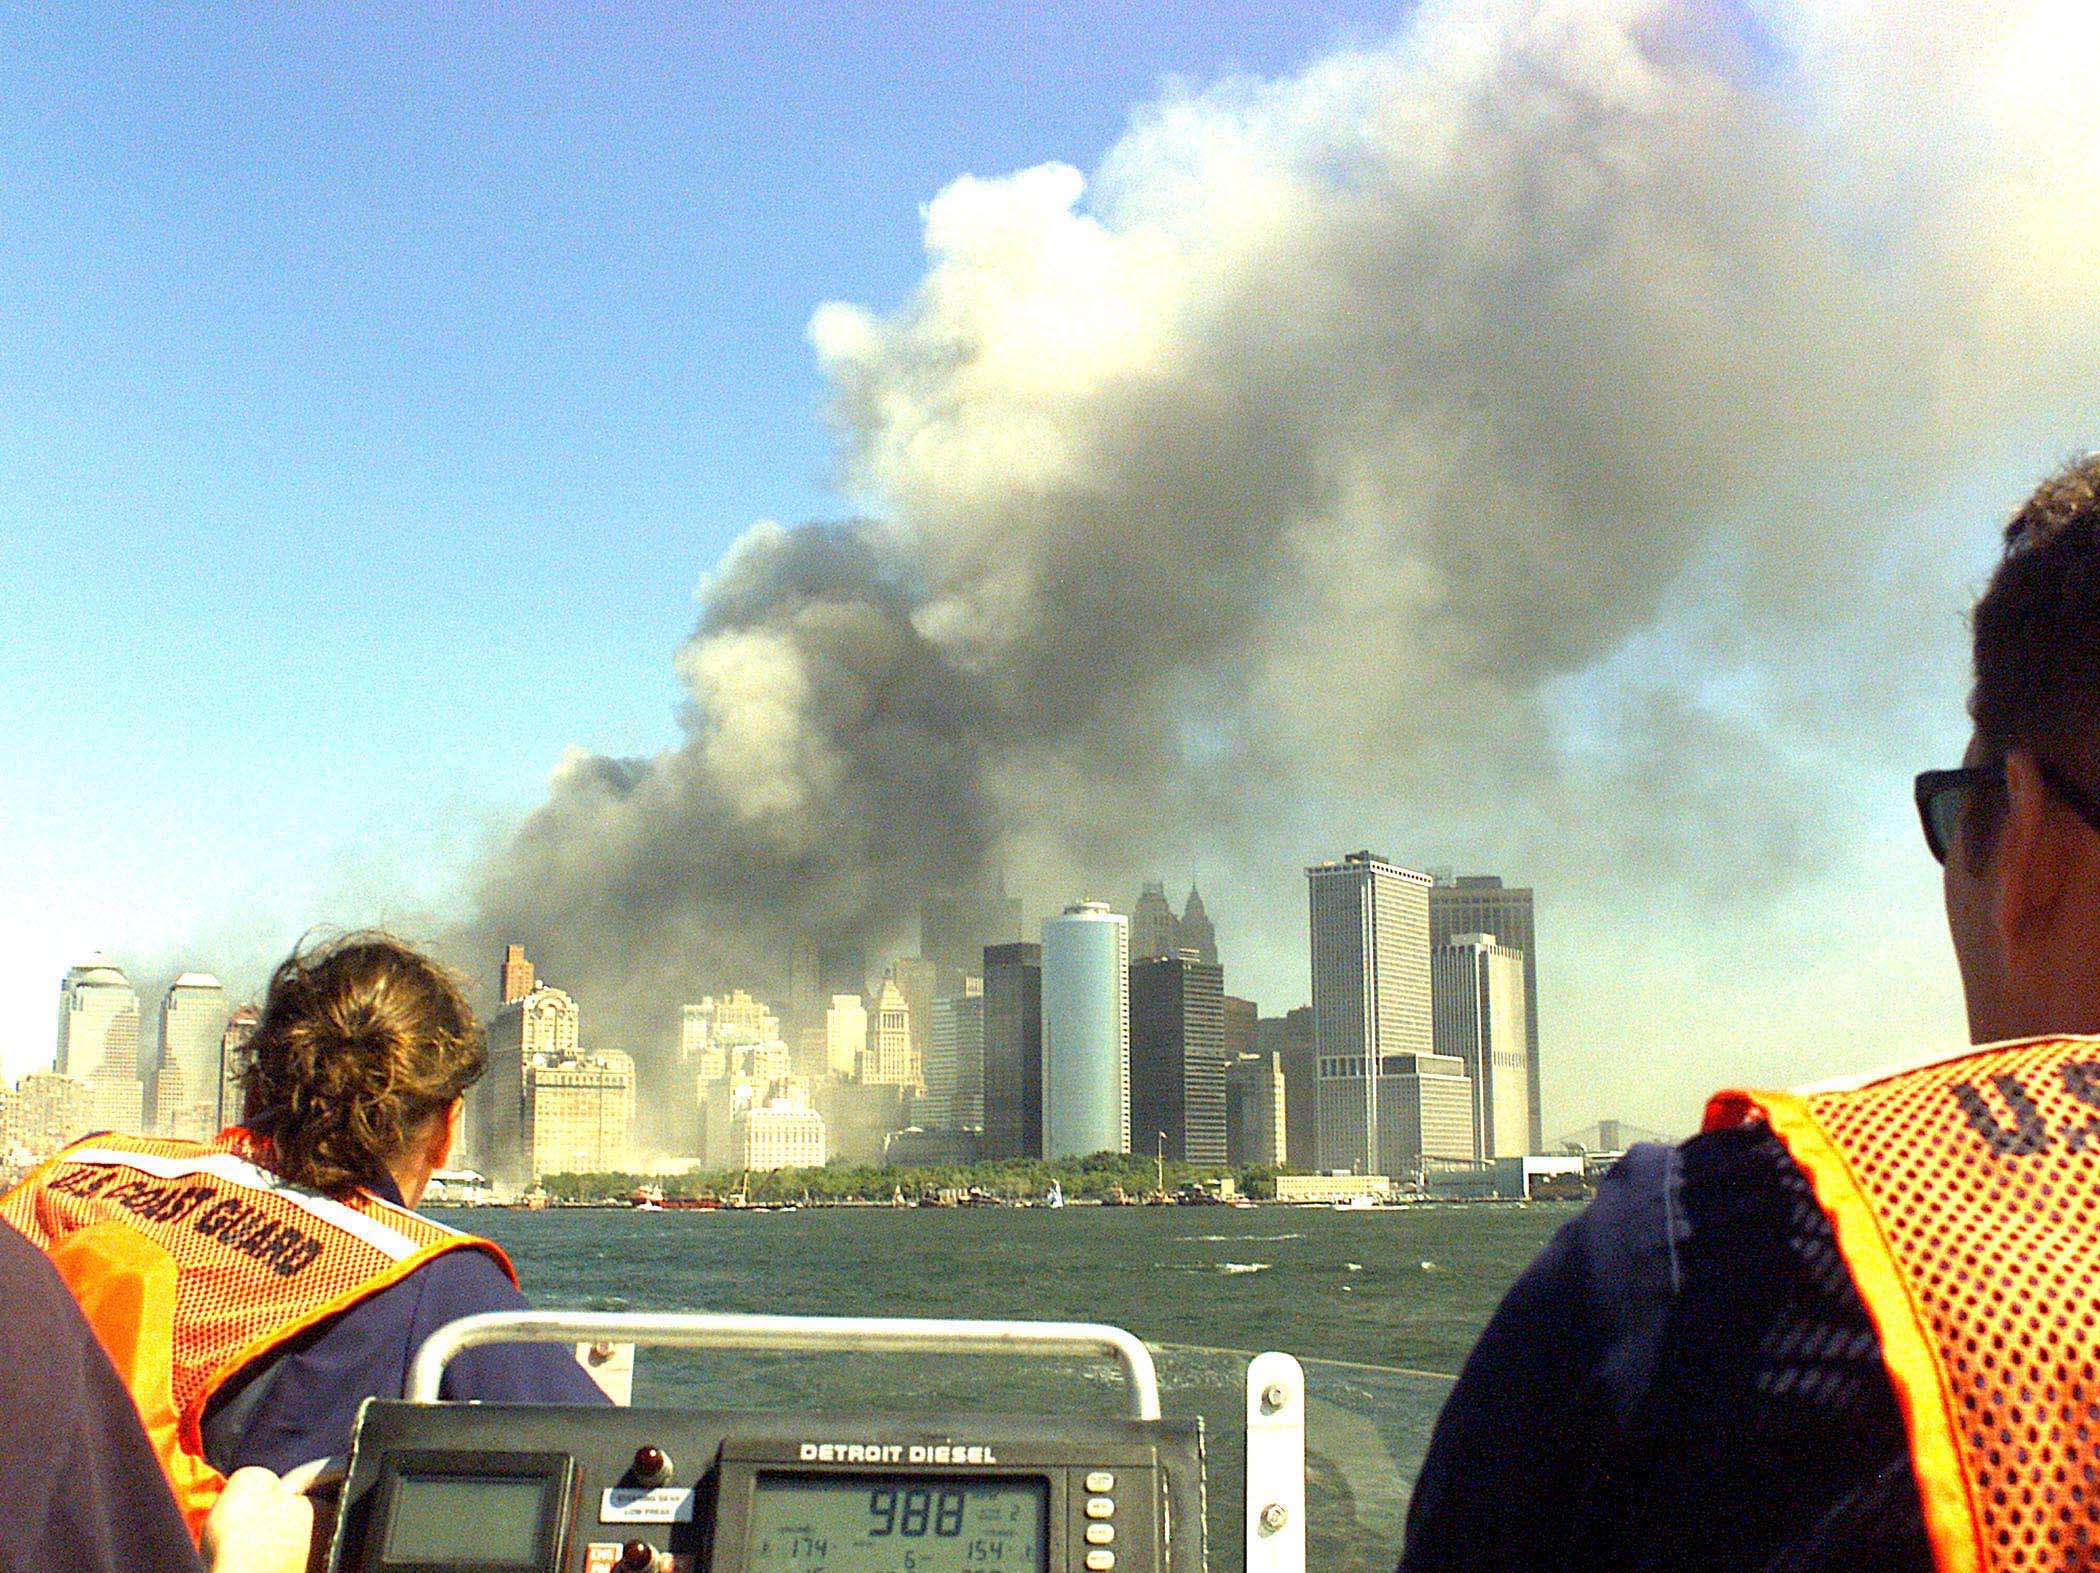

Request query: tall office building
[
  {"left": 1222, "top": 995, "right": 1257, "bottom": 1061},
  {"left": 155, "top": 973, "right": 230, "bottom": 1140},
  {"left": 817, "top": 938, "right": 869, "bottom": 1003},
  {"left": 525, "top": 1049, "right": 635, "bottom": 1178},
  {"left": 1225, "top": 1052, "right": 1288, "bottom": 1168},
  {"left": 477, "top": 984, "right": 581, "bottom": 1187},
  {"left": 981, "top": 942, "right": 1043, "bottom": 1160},
  {"left": 1178, "top": 887, "right": 1218, "bottom": 967},
  {"left": 863, "top": 979, "right": 920, "bottom": 1087},
  {"left": 1130, "top": 882, "right": 1180, "bottom": 962},
  {"left": 1430, "top": 875, "right": 1542, "bottom": 1151},
  {"left": 890, "top": 957, "right": 937, "bottom": 1076},
  {"left": 1432, "top": 933, "right": 1532, "bottom": 1162},
  {"left": 57, "top": 956, "right": 145, "bottom": 1131},
  {"left": 218, "top": 1004, "right": 260, "bottom": 1127},
  {"left": 500, "top": 944, "right": 537, "bottom": 1005},
  {"left": 921, "top": 881, "right": 1024, "bottom": 992},
  {"left": 1257, "top": 1007, "right": 1317, "bottom": 1168},
  {"left": 925, "top": 979, "right": 985, "bottom": 1131},
  {"left": 1129, "top": 882, "right": 1220, "bottom": 967},
  {"left": 1129, "top": 954, "right": 1226, "bottom": 1164},
  {"left": 1307, "top": 851, "right": 1436, "bottom": 1174},
  {"left": 1041, "top": 903, "right": 1130, "bottom": 1159},
  {"left": 825, "top": 994, "right": 868, "bottom": 1079}
]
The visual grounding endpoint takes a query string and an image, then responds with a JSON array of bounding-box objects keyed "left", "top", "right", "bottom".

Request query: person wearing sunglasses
[{"left": 1400, "top": 456, "right": 2100, "bottom": 1573}]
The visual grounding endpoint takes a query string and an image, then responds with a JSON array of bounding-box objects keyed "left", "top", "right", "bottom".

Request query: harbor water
[{"left": 449, "top": 1201, "right": 1579, "bottom": 1573}]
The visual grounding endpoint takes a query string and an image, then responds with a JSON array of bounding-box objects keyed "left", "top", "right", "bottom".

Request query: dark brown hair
[
  {"left": 1965, "top": 454, "right": 2100, "bottom": 859},
  {"left": 239, "top": 932, "right": 486, "bottom": 1196}
]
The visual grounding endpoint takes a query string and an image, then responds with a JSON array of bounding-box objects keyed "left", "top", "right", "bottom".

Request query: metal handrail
[{"left": 406, "top": 1309, "right": 1163, "bottom": 1420}]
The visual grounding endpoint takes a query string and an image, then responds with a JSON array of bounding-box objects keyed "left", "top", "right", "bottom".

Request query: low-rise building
[
  {"left": 1272, "top": 1173, "right": 1397, "bottom": 1204},
  {"left": 734, "top": 1098, "right": 827, "bottom": 1171},
  {"left": 6, "top": 1072, "right": 94, "bottom": 1162}
]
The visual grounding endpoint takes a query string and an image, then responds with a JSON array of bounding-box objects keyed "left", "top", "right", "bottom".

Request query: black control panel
[{"left": 330, "top": 1404, "right": 1205, "bottom": 1573}]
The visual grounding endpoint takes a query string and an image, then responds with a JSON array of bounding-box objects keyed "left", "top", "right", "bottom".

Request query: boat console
[{"left": 326, "top": 1313, "right": 1306, "bottom": 1573}]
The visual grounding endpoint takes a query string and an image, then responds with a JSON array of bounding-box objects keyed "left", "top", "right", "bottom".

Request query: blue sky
[{"left": 0, "top": 3, "right": 1418, "bottom": 1076}]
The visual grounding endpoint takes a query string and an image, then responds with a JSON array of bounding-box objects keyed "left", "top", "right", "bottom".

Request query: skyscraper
[
  {"left": 825, "top": 994, "right": 868, "bottom": 1079},
  {"left": 155, "top": 973, "right": 230, "bottom": 1140},
  {"left": 1257, "top": 1006, "right": 1317, "bottom": 1168},
  {"left": 926, "top": 978, "right": 985, "bottom": 1130},
  {"left": 921, "top": 880, "right": 1024, "bottom": 992},
  {"left": 218, "top": 1003, "right": 260, "bottom": 1127},
  {"left": 1431, "top": 932, "right": 1532, "bottom": 1162},
  {"left": 477, "top": 984, "right": 580, "bottom": 1187},
  {"left": 1129, "top": 953, "right": 1227, "bottom": 1164},
  {"left": 1225, "top": 1051, "right": 1288, "bottom": 1168},
  {"left": 1430, "top": 875, "right": 1542, "bottom": 1151},
  {"left": 890, "top": 956, "right": 937, "bottom": 1077},
  {"left": 526, "top": 1048, "right": 635, "bottom": 1177},
  {"left": 501, "top": 943, "right": 537, "bottom": 1004},
  {"left": 864, "top": 978, "right": 920, "bottom": 1087},
  {"left": 1307, "top": 851, "right": 1437, "bottom": 1173},
  {"left": 981, "top": 942, "right": 1043, "bottom": 1160},
  {"left": 1041, "top": 903, "right": 1130, "bottom": 1159},
  {"left": 1130, "top": 882, "right": 1179, "bottom": 962},
  {"left": 57, "top": 956, "right": 145, "bottom": 1131},
  {"left": 1178, "top": 886, "right": 1218, "bottom": 966}
]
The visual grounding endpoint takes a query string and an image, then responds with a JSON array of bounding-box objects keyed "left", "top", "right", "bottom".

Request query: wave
[
  {"left": 1178, "top": 1232, "right": 1304, "bottom": 1243},
  {"left": 1215, "top": 1261, "right": 1273, "bottom": 1274}
]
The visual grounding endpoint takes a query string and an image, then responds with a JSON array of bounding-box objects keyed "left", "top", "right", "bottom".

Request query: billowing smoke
[{"left": 469, "top": 0, "right": 2100, "bottom": 1128}]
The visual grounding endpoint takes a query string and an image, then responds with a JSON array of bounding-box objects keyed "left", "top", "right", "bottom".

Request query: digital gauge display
[{"left": 748, "top": 1474, "right": 1048, "bottom": 1573}]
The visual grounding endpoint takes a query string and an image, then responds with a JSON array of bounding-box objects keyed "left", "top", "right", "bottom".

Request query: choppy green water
[{"left": 445, "top": 1202, "right": 1577, "bottom": 1573}]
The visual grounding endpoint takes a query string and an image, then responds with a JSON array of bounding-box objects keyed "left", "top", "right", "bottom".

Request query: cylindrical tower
[{"left": 1041, "top": 901, "right": 1131, "bottom": 1159}]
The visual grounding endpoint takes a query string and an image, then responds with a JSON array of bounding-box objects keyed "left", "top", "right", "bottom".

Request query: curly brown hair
[
  {"left": 1962, "top": 455, "right": 2100, "bottom": 862},
  {"left": 238, "top": 933, "right": 486, "bottom": 1196}
]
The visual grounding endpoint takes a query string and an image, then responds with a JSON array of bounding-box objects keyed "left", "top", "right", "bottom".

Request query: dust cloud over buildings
[{"left": 462, "top": 0, "right": 2100, "bottom": 1130}]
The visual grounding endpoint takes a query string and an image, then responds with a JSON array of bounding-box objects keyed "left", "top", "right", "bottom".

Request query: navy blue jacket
[
  {"left": 210, "top": 1179, "right": 609, "bottom": 1473},
  {"left": 1399, "top": 1126, "right": 1931, "bottom": 1572},
  {"left": 2, "top": 1219, "right": 201, "bottom": 1573}
]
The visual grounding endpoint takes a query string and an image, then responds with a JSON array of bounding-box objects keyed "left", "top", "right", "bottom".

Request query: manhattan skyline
[{"left": 12, "top": 2, "right": 2089, "bottom": 1138}]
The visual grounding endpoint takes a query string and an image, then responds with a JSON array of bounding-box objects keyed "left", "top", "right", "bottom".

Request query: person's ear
[{"left": 1996, "top": 751, "right": 2072, "bottom": 959}]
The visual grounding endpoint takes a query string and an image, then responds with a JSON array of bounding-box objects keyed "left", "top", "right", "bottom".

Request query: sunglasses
[{"left": 1914, "top": 757, "right": 2100, "bottom": 864}]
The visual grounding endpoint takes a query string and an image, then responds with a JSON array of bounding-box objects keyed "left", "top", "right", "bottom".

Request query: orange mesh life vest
[
  {"left": 0, "top": 1129, "right": 514, "bottom": 1540},
  {"left": 1707, "top": 1035, "right": 2100, "bottom": 1573}
]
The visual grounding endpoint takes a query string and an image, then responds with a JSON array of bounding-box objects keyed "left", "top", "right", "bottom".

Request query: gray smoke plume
[{"left": 468, "top": 0, "right": 2100, "bottom": 1128}]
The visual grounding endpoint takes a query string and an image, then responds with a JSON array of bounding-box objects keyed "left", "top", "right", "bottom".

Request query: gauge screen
[{"left": 748, "top": 1474, "right": 1048, "bottom": 1573}]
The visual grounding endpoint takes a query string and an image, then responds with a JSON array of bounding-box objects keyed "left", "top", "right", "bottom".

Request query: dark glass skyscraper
[
  {"left": 981, "top": 941, "right": 1043, "bottom": 1159},
  {"left": 1129, "top": 953, "right": 1227, "bottom": 1165}
]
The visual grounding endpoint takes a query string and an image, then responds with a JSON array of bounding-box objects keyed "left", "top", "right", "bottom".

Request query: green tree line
[{"left": 539, "top": 1152, "right": 1289, "bottom": 1203}]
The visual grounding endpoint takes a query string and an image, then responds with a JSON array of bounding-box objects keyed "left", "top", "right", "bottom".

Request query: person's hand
[{"left": 201, "top": 1467, "right": 317, "bottom": 1573}]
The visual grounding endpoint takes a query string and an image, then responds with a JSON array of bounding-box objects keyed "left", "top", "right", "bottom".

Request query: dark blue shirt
[
  {"left": 213, "top": 1182, "right": 610, "bottom": 1474},
  {"left": 1398, "top": 1126, "right": 1930, "bottom": 1573},
  {"left": 1, "top": 1219, "right": 200, "bottom": 1573}
]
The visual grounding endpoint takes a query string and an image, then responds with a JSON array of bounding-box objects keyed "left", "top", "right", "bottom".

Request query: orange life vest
[
  {"left": 1707, "top": 1035, "right": 2100, "bottom": 1573},
  {"left": 0, "top": 1129, "right": 514, "bottom": 1540}
]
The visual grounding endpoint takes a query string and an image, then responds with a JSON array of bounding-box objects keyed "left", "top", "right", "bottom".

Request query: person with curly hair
[{"left": 2, "top": 932, "right": 606, "bottom": 1542}]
